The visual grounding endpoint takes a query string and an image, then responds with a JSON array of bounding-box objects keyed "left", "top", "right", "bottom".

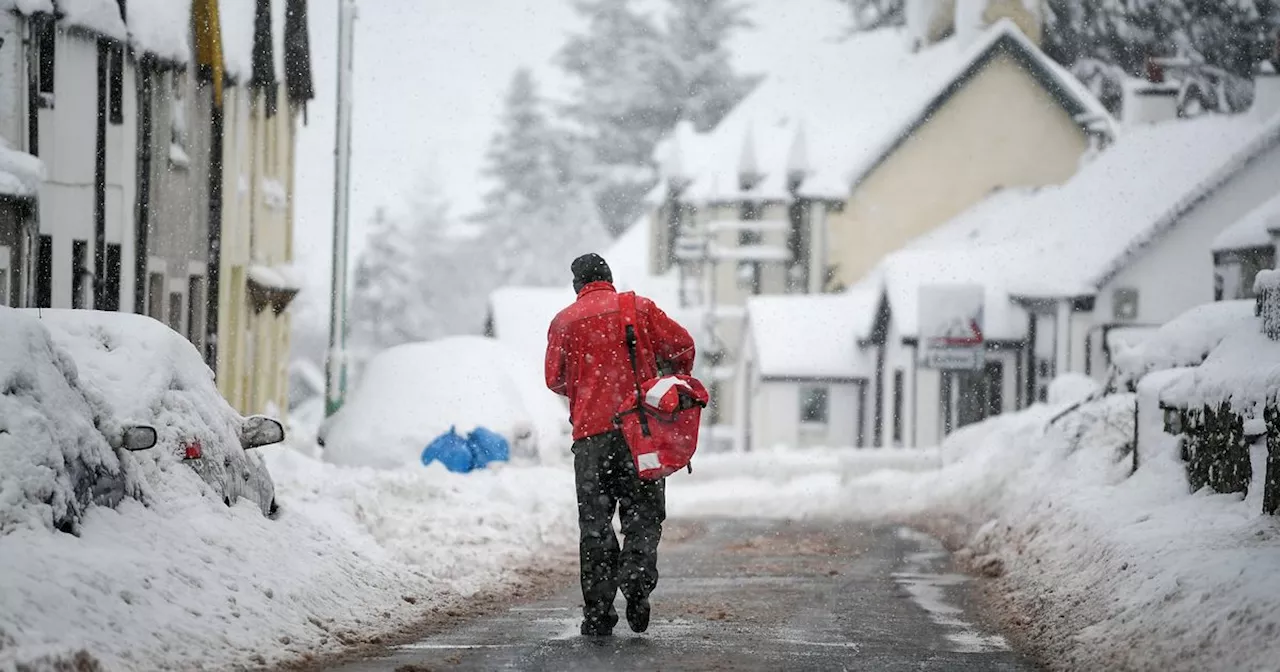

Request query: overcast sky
[{"left": 292, "top": 0, "right": 848, "bottom": 323}]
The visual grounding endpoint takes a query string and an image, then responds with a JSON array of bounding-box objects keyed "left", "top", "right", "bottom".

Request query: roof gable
[
  {"left": 1094, "top": 112, "right": 1280, "bottom": 287},
  {"left": 848, "top": 20, "right": 1113, "bottom": 190}
]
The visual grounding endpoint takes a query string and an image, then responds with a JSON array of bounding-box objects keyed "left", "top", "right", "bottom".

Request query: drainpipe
[
  {"left": 134, "top": 58, "right": 153, "bottom": 314},
  {"left": 93, "top": 39, "right": 108, "bottom": 310},
  {"left": 206, "top": 91, "right": 224, "bottom": 366}
]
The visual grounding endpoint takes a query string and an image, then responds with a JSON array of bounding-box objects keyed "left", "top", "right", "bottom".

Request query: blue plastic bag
[
  {"left": 421, "top": 426, "right": 475, "bottom": 473},
  {"left": 467, "top": 426, "right": 510, "bottom": 468}
]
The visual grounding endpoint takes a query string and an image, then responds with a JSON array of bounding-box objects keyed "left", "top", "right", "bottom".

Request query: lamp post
[{"left": 325, "top": 0, "right": 356, "bottom": 417}]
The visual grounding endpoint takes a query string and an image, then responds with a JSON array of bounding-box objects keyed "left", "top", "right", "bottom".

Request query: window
[
  {"left": 147, "top": 273, "right": 165, "bottom": 320},
  {"left": 892, "top": 369, "right": 904, "bottom": 445},
  {"left": 786, "top": 199, "right": 809, "bottom": 293},
  {"left": 737, "top": 201, "right": 762, "bottom": 294},
  {"left": 169, "top": 71, "right": 190, "bottom": 167},
  {"left": 36, "top": 17, "right": 55, "bottom": 99},
  {"left": 103, "top": 244, "right": 121, "bottom": 312},
  {"left": 72, "top": 240, "right": 89, "bottom": 309},
  {"left": 799, "top": 385, "right": 829, "bottom": 425},
  {"left": 187, "top": 275, "right": 206, "bottom": 350},
  {"left": 1112, "top": 287, "right": 1138, "bottom": 321},
  {"left": 108, "top": 43, "right": 124, "bottom": 125},
  {"left": 1238, "top": 248, "right": 1275, "bottom": 299},
  {"left": 168, "top": 291, "right": 183, "bottom": 333},
  {"left": 36, "top": 235, "right": 52, "bottom": 307}
]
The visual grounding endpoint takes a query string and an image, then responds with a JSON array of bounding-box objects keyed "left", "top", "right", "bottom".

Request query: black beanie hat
[{"left": 571, "top": 253, "right": 612, "bottom": 292}]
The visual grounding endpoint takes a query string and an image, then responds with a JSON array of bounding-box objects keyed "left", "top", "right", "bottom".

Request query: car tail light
[{"left": 182, "top": 440, "right": 203, "bottom": 460}]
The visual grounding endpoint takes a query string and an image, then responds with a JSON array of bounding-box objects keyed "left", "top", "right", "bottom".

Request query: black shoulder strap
[{"left": 618, "top": 292, "right": 651, "bottom": 437}]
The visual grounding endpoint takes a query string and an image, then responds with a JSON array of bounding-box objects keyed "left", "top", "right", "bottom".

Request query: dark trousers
[{"left": 573, "top": 430, "right": 666, "bottom": 628}]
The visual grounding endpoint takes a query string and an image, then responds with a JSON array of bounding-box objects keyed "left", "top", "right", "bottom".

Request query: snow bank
[
  {"left": 683, "top": 386, "right": 1280, "bottom": 671},
  {"left": 321, "top": 336, "right": 569, "bottom": 470},
  {"left": 0, "top": 443, "right": 577, "bottom": 671}
]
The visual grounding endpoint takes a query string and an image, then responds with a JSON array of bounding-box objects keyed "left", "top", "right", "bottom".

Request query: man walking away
[{"left": 545, "top": 253, "right": 696, "bottom": 637}]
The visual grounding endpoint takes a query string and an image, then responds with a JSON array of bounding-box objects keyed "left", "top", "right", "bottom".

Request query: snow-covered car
[
  {"left": 318, "top": 336, "right": 571, "bottom": 470},
  {"left": 23, "top": 310, "right": 285, "bottom": 516},
  {"left": 1, "top": 308, "right": 159, "bottom": 534}
]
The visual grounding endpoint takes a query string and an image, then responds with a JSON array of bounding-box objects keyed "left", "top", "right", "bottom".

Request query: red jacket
[{"left": 545, "top": 281, "right": 695, "bottom": 440}]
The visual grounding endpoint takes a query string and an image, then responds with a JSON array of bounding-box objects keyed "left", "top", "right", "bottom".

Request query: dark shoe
[
  {"left": 581, "top": 619, "right": 614, "bottom": 637},
  {"left": 626, "top": 596, "right": 651, "bottom": 633}
]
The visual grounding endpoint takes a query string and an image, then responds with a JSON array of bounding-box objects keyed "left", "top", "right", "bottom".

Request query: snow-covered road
[{"left": 317, "top": 519, "right": 1033, "bottom": 671}]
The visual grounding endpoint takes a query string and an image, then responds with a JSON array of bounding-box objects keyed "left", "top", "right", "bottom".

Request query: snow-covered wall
[{"left": 749, "top": 380, "right": 861, "bottom": 450}]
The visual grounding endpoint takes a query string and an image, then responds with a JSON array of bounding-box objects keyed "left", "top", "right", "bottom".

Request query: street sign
[{"left": 919, "top": 284, "right": 985, "bottom": 370}]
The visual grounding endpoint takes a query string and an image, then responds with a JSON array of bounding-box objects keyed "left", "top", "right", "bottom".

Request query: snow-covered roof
[
  {"left": 838, "top": 19, "right": 1112, "bottom": 194},
  {"left": 247, "top": 263, "right": 302, "bottom": 292},
  {"left": 663, "top": 19, "right": 1110, "bottom": 206},
  {"left": 0, "top": 0, "right": 53, "bottom": 15},
  {"left": 907, "top": 113, "right": 1265, "bottom": 298},
  {"left": 219, "top": 0, "right": 256, "bottom": 81},
  {"left": 487, "top": 285, "right": 575, "bottom": 368},
  {"left": 55, "top": 0, "right": 127, "bottom": 40},
  {"left": 880, "top": 246, "right": 1028, "bottom": 341},
  {"left": 1211, "top": 192, "right": 1280, "bottom": 253},
  {"left": 746, "top": 289, "right": 879, "bottom": 380},
  {"left": 125, "top": 0, "right": 191, "bottom": 63},
  {"left": 1111, "top": 300, "right": 1257, "bottom": 385},
  {"left": 0, "top": 140, "right": 44, "bottom": 199}
]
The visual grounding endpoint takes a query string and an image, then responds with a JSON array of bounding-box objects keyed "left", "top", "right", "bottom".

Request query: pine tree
[
  {"left": 349, "top": 207, "right": 424, "bottom": 351},
  {"left": 482, "top": 68, "right": 568, "bottom": 212},
  {"left": 660, "top": 0, "right": 761, "bottom": 132},
  {"left": 1042, "top": 0, "right": 1280, "bottom": 114},
  {"left": 557, "top": 0, "right": 758, "bottom": 234},
  {"left": 834, "top": 0, "right": 905, "bottom": 32},
  {"left": 478, "top": 68, "right": 611, "bottom": 287}
]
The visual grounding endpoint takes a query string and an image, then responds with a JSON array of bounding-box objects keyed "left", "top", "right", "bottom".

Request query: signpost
[
  {"left": 918, "top": 284, "right": 985, "bottom": 370},
  {"left": 325, "top": 0, "right": 357, "bottom": 418}
]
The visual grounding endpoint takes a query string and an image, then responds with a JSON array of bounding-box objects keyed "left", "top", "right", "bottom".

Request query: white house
[
  {"left": 0, "top": 5, "right": 42, "bottom": 308},
  {"left": 646, "top": 6, "right": 1113, "bottom": 445},
  {"left": 735, "top": 289, "right": 878, "bottom": 451},
  {"left": 15, "top": 1, "right": 140, "bottom": 312}
]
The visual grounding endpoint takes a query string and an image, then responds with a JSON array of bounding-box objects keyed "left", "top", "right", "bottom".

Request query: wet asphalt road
[{"left": 327, "top": 519, "right": 1035, "bottom": 671}]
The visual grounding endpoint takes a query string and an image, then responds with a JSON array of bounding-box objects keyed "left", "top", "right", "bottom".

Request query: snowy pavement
[
  {"left": 320, "top": 519, "right": 1032, "bottom": 671},
  {"left": 0, "top": 448, "right": 579, "bottom": 671}
]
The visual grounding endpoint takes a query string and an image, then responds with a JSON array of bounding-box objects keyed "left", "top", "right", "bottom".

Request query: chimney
[
  {"left": 1252, "top": 40, "right": 1280, "bottom": 122},
  {"left": 954, "top": 0, "right": 1044, "bottom": 48},
  {"left": 1122, "top": 58, "right": 1180, "bottom": 125}
]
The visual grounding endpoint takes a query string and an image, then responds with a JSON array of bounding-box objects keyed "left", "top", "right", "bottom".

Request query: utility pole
[{"left": 326, "top": 0, "right": 357, "bottom": 417}]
